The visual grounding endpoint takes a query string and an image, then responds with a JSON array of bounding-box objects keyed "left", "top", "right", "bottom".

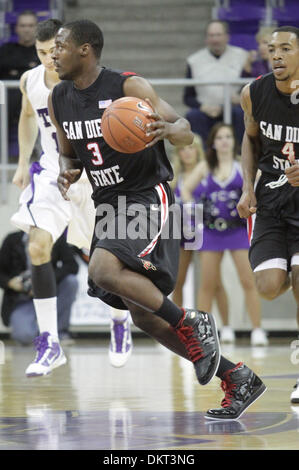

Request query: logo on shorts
[{"left": 141, "top": 260, "right": 157, "bottom": 271}]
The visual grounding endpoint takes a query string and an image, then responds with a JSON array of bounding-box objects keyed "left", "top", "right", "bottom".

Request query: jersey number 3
[{"left": 87, "top": 142, "right": 103, "bottom": 165}]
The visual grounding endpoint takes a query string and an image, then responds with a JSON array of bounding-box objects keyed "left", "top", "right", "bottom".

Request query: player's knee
[
  {"left": 28, "top": 239, "right": 52, "bottom": 264},
  {"left": 88, "top": 263, "right": 119, "bottom": 293},
  {"left": 255, "top": 277, "right": 281, "bottom": 300},
  {"left": 89, "top": 249, "right": 123, "bottom": 293},
  {"left": 28, "top": 229, "right": 53, "bottom": 264}
]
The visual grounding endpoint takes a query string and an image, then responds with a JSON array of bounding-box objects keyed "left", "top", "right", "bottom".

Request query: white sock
[
  {"left": 111, "top": 308, "right": 128, "bottom": 322},
  {"left": 33, "top": 297, "right": 59, "bottom": 339}
]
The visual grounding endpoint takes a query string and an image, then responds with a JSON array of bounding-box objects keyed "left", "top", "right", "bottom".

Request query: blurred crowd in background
[{"left": 0, "top": 0, "right": 297, "bottom": 344}]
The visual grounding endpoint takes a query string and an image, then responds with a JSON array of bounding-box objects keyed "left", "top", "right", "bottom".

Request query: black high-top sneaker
[
  {"left": 205, "top": 362, "right": 267, "bottom": 420},
  {"left": 174, "top": 309, "right": 220, "bottom": 385}
]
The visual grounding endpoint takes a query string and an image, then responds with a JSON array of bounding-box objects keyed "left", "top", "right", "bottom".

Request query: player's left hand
[
  {"left": 57, "top": 169, "right": 81, "bottom": 200},
  {"left": 285, "top": 163, "right": 299, "bottom": 187},
  {"left": 144, "top": 98, "right": 172, "bottom": 147}
]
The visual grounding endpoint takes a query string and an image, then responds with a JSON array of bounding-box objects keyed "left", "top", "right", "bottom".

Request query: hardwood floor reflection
[{"left": 0, "top": 338, "right": 298, "bottom": 450}]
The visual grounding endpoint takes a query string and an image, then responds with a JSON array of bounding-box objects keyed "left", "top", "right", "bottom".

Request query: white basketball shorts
[{"left": 11, "top": 164, "right": 95, "bottom": 250}]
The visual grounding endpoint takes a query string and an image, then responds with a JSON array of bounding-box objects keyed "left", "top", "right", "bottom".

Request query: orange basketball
[{"left": 101, "top": 96, "right": 155, "bottom": 153}]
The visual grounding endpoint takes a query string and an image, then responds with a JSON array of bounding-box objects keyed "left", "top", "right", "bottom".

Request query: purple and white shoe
[
  {"left": 109, "top": 315, "right": 132, "bottom": 368},
  {"left": 26, "top": 332, "right": 67, "bottom": 377}
]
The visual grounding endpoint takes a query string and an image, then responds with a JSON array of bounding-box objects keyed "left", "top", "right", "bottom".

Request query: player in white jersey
[{"left": 11, "top": 19, "right": 132, "bottom": 376}]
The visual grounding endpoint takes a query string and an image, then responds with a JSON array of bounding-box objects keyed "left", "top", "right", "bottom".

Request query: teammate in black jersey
[
  {"left": 48, "top": 19, "right": 266, "bottom": 419},
  {"left": 238, "top": 26, "right": 299, "bottom": 404}
]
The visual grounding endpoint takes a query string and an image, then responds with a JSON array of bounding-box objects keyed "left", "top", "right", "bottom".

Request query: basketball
[{"left": 101, "top": 96, "right": 155, "bottom": 153}]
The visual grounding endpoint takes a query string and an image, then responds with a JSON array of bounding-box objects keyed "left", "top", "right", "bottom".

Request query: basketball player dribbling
[
  {"left": 49, "top": 19, "right": 266, "bottom": 419},
  {"left": 11, "top": 19, "right": 132, "bottom": 377},
  {"left": 238, "top": 26, "right": 299, "bottom": 404}
]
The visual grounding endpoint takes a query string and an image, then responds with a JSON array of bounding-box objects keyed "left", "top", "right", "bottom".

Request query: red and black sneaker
[
  {"left": 174, "top": 309, "right": 220, "bottom": 385},
  {"left": 205, "top": 362, "right": 267, "bottom": 420}
]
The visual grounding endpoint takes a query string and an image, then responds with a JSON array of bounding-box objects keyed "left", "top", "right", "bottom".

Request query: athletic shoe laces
[
  {"left": 175, "top": 324, "right": 204, "bottom": 362},
  {"left": 220, "top": 362, "right": 245, "bottom": 407},
  {"left": 220, "top": 379, "right": 237, "bottom": 408}
]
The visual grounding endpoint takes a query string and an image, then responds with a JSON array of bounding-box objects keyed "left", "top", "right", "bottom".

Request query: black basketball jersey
[
  {"left": 51, "top": 67, "right": 173, "bottom": 204},
  {"left": 250, "top": 73, "right": 299, "bottom": 176}
]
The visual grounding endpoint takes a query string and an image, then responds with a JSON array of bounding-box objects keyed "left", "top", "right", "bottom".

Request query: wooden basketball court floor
[{"left": 0, "top": 337, "right": 298, "bottom": 451}]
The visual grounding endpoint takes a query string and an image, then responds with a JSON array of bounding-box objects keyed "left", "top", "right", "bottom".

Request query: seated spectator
[
  {"left": 0, "top": 231, "right": 79, "bottom": 345},
  {"left": 170, "top": 134, "right": 205, "bottom": 306},
  {"left": 0, "top": 10, "right": 40, "bottom": 160},
  {"left": 242, "top": 26, "right": 275, "bottom": 78},
  {"left": 183, "top": 20, "right": 248, "bottom": 146},
  {"left": 181, "top": 123, "right": 268, "bottom": 346},
  {"left": 170, "top": 135, "right": 229, "bottom": 323}
]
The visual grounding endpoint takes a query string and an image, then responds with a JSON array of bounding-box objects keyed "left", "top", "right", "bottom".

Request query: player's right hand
[
  {"left": 285, "top": 163, "right": 299, "bottom": 186},
  {"left": 237, "top": 190, "right": 257, "bottom": 218},
  {"left": 7, "top": 276, "right": 24, "bottom": 292},
  {"left": 12, "top": 164, "right": 30, "bottom": 189},
  {"left": 57, "top": 169, "right": 81, "bottom": 201}
]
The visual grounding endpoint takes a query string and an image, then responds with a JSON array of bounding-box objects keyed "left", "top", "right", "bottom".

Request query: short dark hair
[
  {"left": 273, "top": 25, "right": 299, "bottom": 42},
  {"left": 205, "top": 20, "right": 229, "bottom": 35},
  {"left": 63, "top": 20, "right": 104, "bottom": 59},
  {"left": 17, "top": 10, "right": 37, "bottom": 21},
  {"left": 36, "top": 19, "right": 63, "bottom": 42}
]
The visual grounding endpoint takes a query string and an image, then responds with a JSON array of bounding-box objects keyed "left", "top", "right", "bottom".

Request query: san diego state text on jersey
[
  {"left": 250, "top": 73, "right": 299, "bottom": 175},
  {"left": 52, "top": 67, "right": 173, "bottom": 203}
]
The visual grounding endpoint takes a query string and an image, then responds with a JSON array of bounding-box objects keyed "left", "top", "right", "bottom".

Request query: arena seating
[
  {"left": 214, "top": 1, "right": 269, "bottom": 49},
  {"left": 0, "top": 0, "right": 63, "bottom": 45},
  {"left": 10, "top": 0, "right": 51, "bottom": 11},
  {"left": 214, "top": 0, "right": 299, "bottom": 50},
  {"left": 272, "top": 2, "right": 299, "bottom": 27}
]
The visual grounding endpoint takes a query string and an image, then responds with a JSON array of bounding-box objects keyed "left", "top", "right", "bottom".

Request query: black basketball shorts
[
  {"left": 88, "top": 183, "right": 181, "bottom": 309},
  {"left": 249, "top": 173, "right": 299, "bottom": 271}
]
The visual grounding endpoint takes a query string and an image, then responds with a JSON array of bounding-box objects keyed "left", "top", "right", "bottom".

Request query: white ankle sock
[{"left": 33, "top": 297, "right": 58, "bottom": 339}]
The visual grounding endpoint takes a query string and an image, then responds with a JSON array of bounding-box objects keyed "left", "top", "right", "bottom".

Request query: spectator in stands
[
  {"left": 183, "top": 20, "right": 248, "bottom": 147},
  {"left": 181, "top": 122, "right": 267, "bottom": 346},
  {"left": 170, "top": 135, "right": 230, "bottom": 323},
  {"left": 170, "top": 134, "right": 205, "bottom": 306},
  {"left": 242, "top": 26, "right": 275, "bottom": 78},
  {"left": 0, "top": 10, "right": 40, "bottom": 160},
  {"left": 0, "top": 231, "right": 79, "bottom": 345}
]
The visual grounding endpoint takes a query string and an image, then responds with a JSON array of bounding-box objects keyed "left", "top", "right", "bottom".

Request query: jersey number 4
[
  {"left": 87, "top": 142, "right": 103, "bottom": 165},
  {"left": 282, "top": 142, "right": 296, "bottom": 163}
]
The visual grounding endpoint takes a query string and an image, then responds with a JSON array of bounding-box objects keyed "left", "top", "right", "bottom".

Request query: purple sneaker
[
  {"left": 109, "top": 316, "right": 132, "bottom": 367},
  {"left": 25, "top": 332, "right": 67, "bottom": 377}
]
